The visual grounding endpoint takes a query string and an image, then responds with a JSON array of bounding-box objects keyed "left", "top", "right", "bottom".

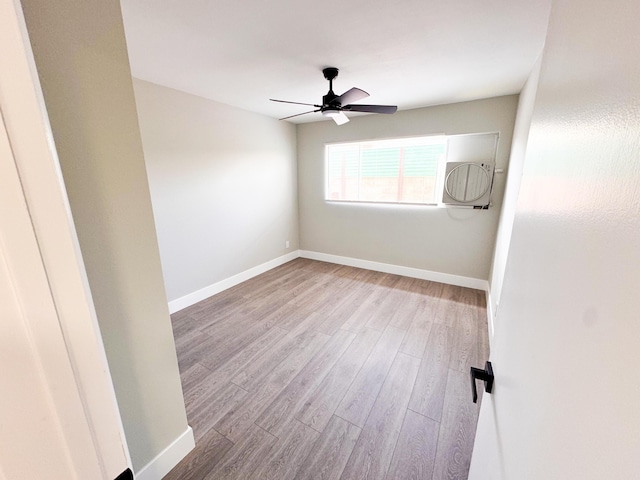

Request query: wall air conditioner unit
[{"left": 442, "top": 162, "right": 495, "bottom": 208}]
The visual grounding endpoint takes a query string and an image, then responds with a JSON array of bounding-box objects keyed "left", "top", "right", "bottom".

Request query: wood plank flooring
[{"left": 165, "top": 258, "right": 489, "bottom": 480}]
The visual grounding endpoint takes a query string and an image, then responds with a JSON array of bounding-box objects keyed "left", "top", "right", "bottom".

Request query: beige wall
[
  {"left": 470, "top": 0, "right": 640, "bottom": 477},
  {"left": 133, "top": 80, "right": 299, "bottom": 302},
  {"left": 20, "top": 0, "right": 189, "bottom": 472},
  {"left": 297, "top": 96, "right": 518, "bottom": 281}
]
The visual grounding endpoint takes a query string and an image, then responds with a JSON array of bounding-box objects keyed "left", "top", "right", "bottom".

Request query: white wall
[
  {"left": 470, "top": 0, "right": 640, "bottom": 477},
  {"left": 487, "top": 57, "right": 542, "bottom": 331},
  {"left": 297, "top": 96, "right": 518, "bottom": 282},
  {"left": 20, "top": 0, "right": 190, "bottom": 474},
  {"left": 133, "top": 80, "right": 299, "bottom": 303}
]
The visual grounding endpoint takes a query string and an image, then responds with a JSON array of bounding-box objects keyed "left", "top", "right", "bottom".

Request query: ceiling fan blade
[
  {"left": 332, "top": 112, "right": 350, "bottom": 125},
  {"left": 279, "top": 109, "right": 320, "bottom": 121},
  {"left": 270, "top": 99, "right": 321, "bottom": 107},
  {"left": 343, "top": 104, "right": 398, "bottom": 114},
  {"left": 330, "top": 87, "right": 369, "bottom": 106}
]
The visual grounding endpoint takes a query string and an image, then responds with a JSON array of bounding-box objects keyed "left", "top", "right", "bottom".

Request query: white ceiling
[{"left": 120, "top": 0, "right": 552, "bottom": 123}]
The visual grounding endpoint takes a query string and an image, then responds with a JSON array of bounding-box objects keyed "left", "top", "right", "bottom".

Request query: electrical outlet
[{"left": 285, "top": 240, "right": 290, "bottom": 249}]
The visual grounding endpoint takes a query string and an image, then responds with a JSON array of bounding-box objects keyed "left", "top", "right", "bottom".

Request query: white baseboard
[
  {"left": 169, "top": 249, "right": 489, "bottom": 316},
  {"left": 168, "top": 251, "right": 300, "bottom": 314},
  {"left": 299, "top": 250, "right": 489, "bottom": 291},
  {"left": 135, "top": 426, "right": 194, "bottom": 480}
]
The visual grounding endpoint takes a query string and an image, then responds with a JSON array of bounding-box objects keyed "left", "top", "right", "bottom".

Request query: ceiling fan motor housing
[{"left": 322, "top": 93, "right": 338, "bottom": 108}]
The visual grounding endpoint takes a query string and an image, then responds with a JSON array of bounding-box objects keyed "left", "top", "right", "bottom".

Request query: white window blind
[{"left": 326, "top": 136, "right": 447, "bottom": 205}]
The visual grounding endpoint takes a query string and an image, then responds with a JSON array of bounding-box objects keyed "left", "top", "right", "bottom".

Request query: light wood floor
[{"left": 165, "top": 258, "right": 489, "bottom": 480}]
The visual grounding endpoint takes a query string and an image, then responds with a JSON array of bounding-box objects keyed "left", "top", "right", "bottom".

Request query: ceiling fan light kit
[
  {"left": 270, "top": 67, "right": 397, "bottom": 125},
  {"left": 322, "top": 109, "right": 350, "bottom": 125}
]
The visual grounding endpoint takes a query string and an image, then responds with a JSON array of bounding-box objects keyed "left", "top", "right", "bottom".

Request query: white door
[
  {"left": 0, "top": 1, "right": 131, "bottom": 478},
  {"left": 469, "top": 0, "right": 640, "bottom": 478},
  {"left": 0, "top": 112, "right": 100, "bottom": 479}
]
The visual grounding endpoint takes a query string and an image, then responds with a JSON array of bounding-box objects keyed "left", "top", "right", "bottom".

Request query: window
[{"left": 326, "top": 135, "right": 447, "bottom": 205}]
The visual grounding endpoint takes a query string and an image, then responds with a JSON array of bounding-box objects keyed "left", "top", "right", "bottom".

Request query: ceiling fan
[{"left": 270, "top": 67, "right": 398, "bottom": 125}]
